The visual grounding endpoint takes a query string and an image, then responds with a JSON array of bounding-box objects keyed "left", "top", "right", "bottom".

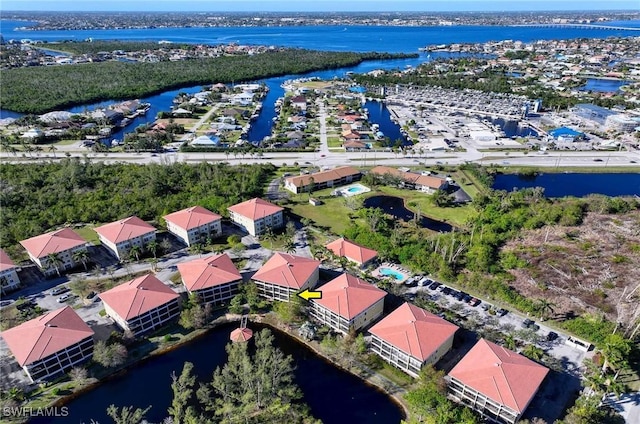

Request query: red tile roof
[
  {"left": 227, "top": 198, "right": 283, "bottom": 221},
  {"left": 284, "top": 166, "right": 361, "bottom": 188},
  {"left": 94, "top": 216, "right": 156, "bottom": 244},
  {"left": 99, "top": 274, "right": 179, "bottom": 320},
  {"left": 325, "top": 238, "right": 378, "bottom": 265},
  {"left": 0, "top": 248, "right": 16, "bottom": 272},
  {"left": 19, "top": 228, "right": 87, "bottom": 259},
  {"left": 313, "top": 273, "right": 386, "bottom": 319},
  {"left": 178, "top": 254, "right": 242, "bottom": 292},
  {"left": 449, "top": 339, "right": 549, "bottom": 413},
  {"left": 370, "top": 166, "right": 447, "bottom": 190},
  {"left": 252, "top": 252, "right": 320, "bottom": 290},
  {"left": 164, "top": 206, "right": 222, "bottom": 231},
  {"left": 230, "top": 327, "right": 253, "bottom": 342},
  {"left": 1, "top": 306, "right": 94, "bottom": 366},
  {"left": 369, "top": 302, "right": 458, "bottom": 361}
]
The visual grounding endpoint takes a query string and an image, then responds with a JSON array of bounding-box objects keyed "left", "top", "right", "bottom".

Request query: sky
[{"left": 1, "top": 0, "right": 639, "bottom": 12}]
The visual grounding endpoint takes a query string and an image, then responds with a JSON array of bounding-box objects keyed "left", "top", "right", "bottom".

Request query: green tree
[
  {"left": 72, "top": 249, "right": 90, "bottom": 271},
  {"left": 106, "top": 404, "right": 151, "bottom": 424},
  {"left": 168, "top": 362, "right": 199, "bottom": 424},
  {"left": 128, "top": 244, "right": 142, "bottom": 262},
  {"left": 93, "top": 340, "right": 128, "bottom": 368},
  {"left": 522, "top": 344, "right": 544, "bottom": 361},
  {"left": 46, "top": 252, "right": 63, "bottom": 276},
  {"left": 146, "top": 240, "right": 158, "bottom": 259}
]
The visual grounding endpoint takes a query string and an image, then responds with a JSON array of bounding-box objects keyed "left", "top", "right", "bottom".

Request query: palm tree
[
  {"left": 535, "top": 298, "right": 556, "bottom": 321},
  {"left": 262, "top": 228, "right": 276, "bottom": 249},
  {"left": 503, "top": 334, "right": 516, "bottom": 350},
  {"left": 189, "top": 243, "right": 204, "bottom": 257},
  {"left": 522, "top": 344, "right": 544, "bottom": 362},
  {"left": 46, "top": 252, "right": 63, "bottom": 276},
  {"left": 128, "top": 244, "right": 142, "bottom": 262},
  {"left": 146, "top": 240, "right": 158, "bottom": 259},
  {"left": 48, "top": 144, "right": 58, "bottom": 158},
  {"left": 283, "top": 238, "right": 297, "bottom": 254},
  {"left": 72, "top": 249, "right": 90, "bottom": 271}
]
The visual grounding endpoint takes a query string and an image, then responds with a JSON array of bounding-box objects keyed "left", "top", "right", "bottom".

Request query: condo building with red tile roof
[
  {"left": 284, "top": 166, "right": 362, "bottom": 194},
  {"left": 227, "top": 198, "right": 284, "bottom": 236},
  {"left": 325, "top": 238, "right": 378, "bottom": 268},
  {"left": 19, "top": 228, "right": 88, "bottom": 277},
  {"left": 94, "top": 216, "right": 156, "bottom": 260},
  {"left": 368, "top": 302, "right": 458, "bottom": 377},
  {"left": 164, "top": 206, "right": 222, "bottom": 247},
  {"left": 252, "top": 252, "right": 320, "bottom": 302},
  {"left": 0, "top": 248, "right": 21, "bottom": 294},
  {"left": 370, "top": 166, "right": 449, "bottom": 194},
  {"left": 99, "top": 274, "right": 180, "bottom": 336},
  {"left": 447, "top": 339, "right": 549, "bottom": 424},
  {"left": 1, "top": 306, "right": 94, "bottom": 382},
  {"left": 178, "top": 254, "right": 242, "bottom": 305},
  {"left": 310, "top": 273, "right": 386, "bottom": 334}
]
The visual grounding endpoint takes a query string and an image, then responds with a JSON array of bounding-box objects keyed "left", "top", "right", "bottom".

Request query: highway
[{"left": 2, "top": 144, "right": 639, "bottom": 169}]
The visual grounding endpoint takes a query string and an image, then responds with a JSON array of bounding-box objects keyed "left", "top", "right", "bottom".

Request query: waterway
[
  {"left": 32, "top": 322, "right": 404, "bottom": 424},
  {"left": 492, "top": 173, "right": 640, "bottom": 198},
  {"left": 363, "top": 195, "right": 454, "bottom": 232},
  {"left": 581, "top": 78, "right": 632, "bottom": 93}
]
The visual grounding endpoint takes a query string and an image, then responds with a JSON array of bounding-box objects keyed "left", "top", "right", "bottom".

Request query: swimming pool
[
  {"left": 333, "top": 183, "right": 371, "bottom": 197},
  {"left": 378, "top": 267, "right": 407, "bottom": 282}
]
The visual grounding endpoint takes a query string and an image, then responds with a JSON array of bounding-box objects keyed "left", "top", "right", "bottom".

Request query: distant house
[
  {"left": 1, "top": 306, "right": 94, "bottom": 382},
  {"left": 252, "top": 252, "right": 320, "bottom": 302},
  {"left": 164, "top": 206, "right": 222, "bottom": 246},
  {"left": 290, "top": 95, "right": 307, "bottom": 110},
  {"left": 178, "top": 254, "right": 242, "bottom": 305},
  {"left": 343, "top": 140, "right": 368, "bottom": 151},
  {"left": 20, "top": 228, "right": 88, "bottom": 277},
  {"left": 227, "top": 197, "right": 284, "bottom": 236},
  {"left": 310, "top": 273, "right": 386, "bottom": 334},
  {"left": 325, "top": 238, "right": 378, "bottom": 268},
  {"left": 284, "top": 166, "right": 362, "bottom": 194},
  {"left": 448, "top": 339, "right": 549, "bottom": 424},
  {"left": 369, "top": 302, "right": 458, "bottom": 377},
  {"left": 0, "top": 248, "right": 21, "bottom": 294},
  {"left": 94, "top": 216, "right": 156, "bottom": 260},
  {"left": 370, "top": 166, "right": 448, "bottom": 194},
  {"left": 99, "top": 274, "right": 180, "bottom": 337},
  {"left": 172, "top": 107, "right": 193, "bottom": 117},
  {"left": 21, "top": 128, "right": 44, "bottom": 139},
  {"left": 191, "top": 135, "right": 221, "bottom": 146}
]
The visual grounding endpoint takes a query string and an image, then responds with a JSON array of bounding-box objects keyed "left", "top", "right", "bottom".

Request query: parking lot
[{"left": 395, "top": 273, "right": 591, "bottom": 422}]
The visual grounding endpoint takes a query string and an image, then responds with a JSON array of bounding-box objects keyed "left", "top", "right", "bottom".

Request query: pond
[
  {"left": 492, "top": 173, "right": 640, "bottom": 198},
  {"left": 363, "top": 195, "right": 453, "bottom": 232},
  {"left": 32, "top": 322, "right": 404, "bottom": 424}
]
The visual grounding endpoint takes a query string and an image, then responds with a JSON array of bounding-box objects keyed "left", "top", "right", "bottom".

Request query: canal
[
  {"left": 32, "top": 322, "right": 404, "bottom": 424},
  {"left": 492, "top": 172, "right": 640, "bottom": 198}
]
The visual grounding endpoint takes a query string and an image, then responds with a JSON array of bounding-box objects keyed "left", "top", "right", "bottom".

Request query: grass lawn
[
  {"left": 74, "top": 224, "right": 101, "bottom": 244},
  {"left": 287, "top": 188, "right": 361, "bottom": 235},
  {"left": 327, "top": 136, "right": 343, "bottom": 148}
]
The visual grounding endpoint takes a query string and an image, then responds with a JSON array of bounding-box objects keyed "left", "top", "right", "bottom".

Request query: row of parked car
[{"left": 404, "top": 275, "right": 483, "bottom": 308}]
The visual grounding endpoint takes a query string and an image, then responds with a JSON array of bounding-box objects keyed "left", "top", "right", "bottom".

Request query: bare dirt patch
[{"left": 503, "top": 212, "right": 640, "bottom": 327}]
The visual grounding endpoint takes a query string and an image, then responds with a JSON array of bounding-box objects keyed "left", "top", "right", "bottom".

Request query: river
[{"left": 32, "top": 322, "right": 404, "bottom": 424}]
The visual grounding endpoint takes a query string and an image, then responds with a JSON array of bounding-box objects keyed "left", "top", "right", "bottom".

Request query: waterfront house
[
  {"left": 369, "top": 166, "right": 448, "bottom": 194},
  {"left": 252, "top": 252, "right": 320, "bottom": 302},
  {"left": 164, "top": 206, "right": 222, "bottom": 246},
  {"left": 94, "top": 216, "right": 156, "bottom": 261},
  {"left": 325, "top": 238, "right": 378, "bottom": 268},
  {"left": 284, "top": 166, "right": 362, "bottom": 194},
  {"left": 178, "top": 254, "right": 242, "bottom": 305},
  {"left": 99, "top": 274, "right": 180, "bottom": 337},
  {"left": 191, "top": 134, "right": 221, "bottom": 146},
  {"left": 20, "top": 228, "right": 88, "bottom": 277},
  {"left": 227, "top": 197, "right": 284, "bottom": 236},
  {"left": 290, "top": 95, "right": 307, "bottom": 110},
  {"left": 1, "top": 306, "right": 94, "bottom": 382},
  {"left": 447, "top": 339, "right": 549, "bottom": 424},
  {"left": 309, "top": 273, "right": 386, "bottom": 334},
  {"left": 368, "top": 302, "right": 458, "bottom": 377},
  {"left": 0, "top": 248, "right": 21, "bottom": 294}
]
